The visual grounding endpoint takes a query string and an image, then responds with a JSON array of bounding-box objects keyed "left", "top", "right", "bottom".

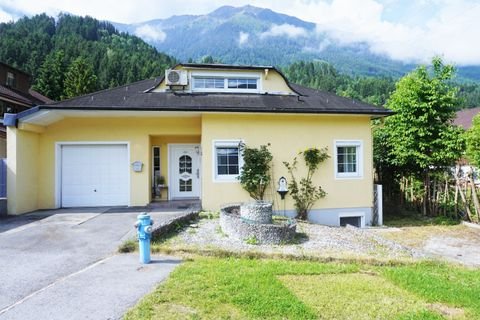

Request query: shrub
[
  {"left": 238, "top": 143, "right": 273, "bottom": 200},
  {"left": 284, "top": 147, "right": 329, "bottom": 220}
]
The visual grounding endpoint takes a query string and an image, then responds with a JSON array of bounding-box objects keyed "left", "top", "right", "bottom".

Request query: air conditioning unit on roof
[{"left": 165, "top": 69, "right": 188, "bottom": 86}]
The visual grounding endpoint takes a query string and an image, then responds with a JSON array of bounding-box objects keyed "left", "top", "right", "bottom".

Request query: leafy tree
[
  {"left": 375, "top": 57, "right": 465, "bottom": 215},
  {"left": 33, "top": 50, "right": 67, "bottom": 101},
  {"left": 63, "top": 57, "right": 98, "bottom": 99},
  {"left": 466, "top": 114, "right": 480, "bottom": 166}
]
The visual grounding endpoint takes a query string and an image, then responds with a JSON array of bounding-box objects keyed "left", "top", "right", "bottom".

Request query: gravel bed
[{"left": 163, "top": 217, "right": 422, "bottom": 261}]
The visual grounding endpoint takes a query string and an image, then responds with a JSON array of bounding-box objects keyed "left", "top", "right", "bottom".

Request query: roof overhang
[
  {"left": 6, "top": 105, "right": 390, "bottom": 128},
  {"left": 8, "top": 108, "right": 204, "bottom": 127}
]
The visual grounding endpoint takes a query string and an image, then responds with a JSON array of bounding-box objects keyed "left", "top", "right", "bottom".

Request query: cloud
[
  {"left": 290, "top": 0, "right": 480, "bottom": 65},
  {"left": 238, "top": 31, "right": 249, "bottom": 46},
  {"left": 0, "top": 4, "right": 23, "bottom": 23},
  {"left": 134, "top": 24, "right": 166, "bottom": 43},
  {"left": 304, "top": 38, "right": 332, "bottom": 53},
  {"left": 0, "top": 9, "right": 15, "bottom": 23},
  {"left": 260, "top": 23, "right": 308, "bottom": 39}
]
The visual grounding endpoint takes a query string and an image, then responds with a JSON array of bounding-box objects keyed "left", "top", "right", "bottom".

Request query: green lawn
[{"left": 124, "top": 257, "right": 480, "bottom": 319}]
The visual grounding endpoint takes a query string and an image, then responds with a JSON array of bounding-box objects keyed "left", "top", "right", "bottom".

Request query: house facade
[
  {"left": 0, "top": 62, "right": 53, "bottom": 157},
  {"left": 5, "top": 63, "right": 391, "bottom": 226}
]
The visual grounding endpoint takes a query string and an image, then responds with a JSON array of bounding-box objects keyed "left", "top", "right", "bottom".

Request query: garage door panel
[{"left": 61, "top": 144, "right": 129, "bottom": 207}]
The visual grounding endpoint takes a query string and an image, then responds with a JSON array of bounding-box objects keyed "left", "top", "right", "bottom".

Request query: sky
[{"left": 0, "top": 0, "right": 479, "bottom": 65}]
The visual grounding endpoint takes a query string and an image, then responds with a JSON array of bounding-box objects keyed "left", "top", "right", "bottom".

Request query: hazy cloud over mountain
[
  {"left": 260, "top": 24, "right": 308, "bottom": 39},
  {"left": 238, "top": 31, "right": 249, "bottom": 46},
  {"left": 134, "top": 24, "right": 166, "bottom": 43}
]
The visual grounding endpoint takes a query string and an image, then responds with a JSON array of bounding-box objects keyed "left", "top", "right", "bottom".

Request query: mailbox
[
  {"left": 277, "top": 176, "right": 288, "bottom": 199},
  {"left": 132, "top": 161, "right": 143, "bottom": 172}
]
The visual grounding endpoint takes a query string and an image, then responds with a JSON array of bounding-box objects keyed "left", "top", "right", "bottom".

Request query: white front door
[{"left": 170, "top": 145, "right": 201, "bottom": 199}]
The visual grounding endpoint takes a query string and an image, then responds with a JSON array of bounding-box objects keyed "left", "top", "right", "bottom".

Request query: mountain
[{"left": 113, "top": 5, "right": 480, "bottom": 82}]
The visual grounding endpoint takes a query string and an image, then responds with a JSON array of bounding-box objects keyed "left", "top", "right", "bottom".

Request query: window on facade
[
  {"left": 335, "top": 141, "right": 363, "bottom": 178},
  {"left": 6, "top": 72, "right": 15, "bottom": 87},
  {"left": 214, "top": 140, "right": 242, "bottom": 181},
  {"left": 192, "top": 76, "right": 258, "bottom": 91}
]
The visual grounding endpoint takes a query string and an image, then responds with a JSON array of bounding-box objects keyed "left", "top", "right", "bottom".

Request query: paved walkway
[{"left": 0, "top": 208, "right": 184, "bottom": 319}]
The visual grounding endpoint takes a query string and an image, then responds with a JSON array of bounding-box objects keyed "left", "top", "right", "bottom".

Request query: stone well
[
  {"left": 240, "top": 201, "right": 273, "bottom": 224},
  {"left": 220, "top": 203, "right": 297, "bottom": 245}
]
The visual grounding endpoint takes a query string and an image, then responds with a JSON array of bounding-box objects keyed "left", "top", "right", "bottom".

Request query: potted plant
[{"left": 238, "top": 143, "right": 274, "bottom": 223}]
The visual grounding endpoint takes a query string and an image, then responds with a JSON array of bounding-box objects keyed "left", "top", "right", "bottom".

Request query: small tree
[
  {"left": 376, "top": 57, "right": 465, "bottom": 215},
  {"left": 238, "top": 144, "right": 273, "bottom": 200},
  {"left": 63, "top": 57, "right": 98, "bottom": 99},
  {"left": 284, "top": 147, "right": 329, "bottom": 220},
  {"left": 33, "top": 50, "right": 67, "bottom": 101}
]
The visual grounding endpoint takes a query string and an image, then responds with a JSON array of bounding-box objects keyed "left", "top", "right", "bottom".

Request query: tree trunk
[
  {"left": 423, "top": 172, "right": 429, "bottom": 216},
  {"left": 410, "top": 176, "right": 415, "bottom": 207},
  {"left": 455, "top": 170, "right": 474, "bottom": 221},
  {"left": 468, "top": 166, "right": 480, "bottom": 223}
]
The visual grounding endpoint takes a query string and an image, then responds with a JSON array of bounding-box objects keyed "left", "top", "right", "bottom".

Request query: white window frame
[
  {"left": 212, "top": 139, "right": 244, "bottom": 182},
  {"left": 334, "top": 140, "right": 363, "bottom": 179},
  {"left": 190, "top": 71, "right": 262, "bottom": 93},
  {"left": 6, "top": 72, "right": 15, "bottom": 87}
]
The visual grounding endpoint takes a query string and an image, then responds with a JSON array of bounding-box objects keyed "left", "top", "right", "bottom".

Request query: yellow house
[{"left": 5, "top": 63, "right": 392, "bottom": 226}]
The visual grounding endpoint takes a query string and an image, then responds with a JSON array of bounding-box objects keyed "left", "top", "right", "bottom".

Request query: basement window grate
[{"left": 340, "top": 216, "right": 362, "bottom": 228}]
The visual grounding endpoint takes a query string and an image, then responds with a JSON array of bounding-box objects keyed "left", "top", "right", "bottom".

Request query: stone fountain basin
[{"left": 220, "top": 204, "right": 297, "bottom": 245}]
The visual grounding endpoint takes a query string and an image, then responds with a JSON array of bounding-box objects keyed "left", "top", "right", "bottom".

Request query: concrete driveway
[{"left": 0, "top": 207, "right": 184, "bottom": 319}]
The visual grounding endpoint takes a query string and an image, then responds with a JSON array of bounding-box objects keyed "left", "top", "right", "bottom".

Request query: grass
[
  {"left": 124, "top": 257, "right": 480, "bottom": 319},
  {"left": 384, "top": 211, "right": 460, "bottom": 227},
  {"left": 118, "top": 239, "right": 137, "bottom": 253}
]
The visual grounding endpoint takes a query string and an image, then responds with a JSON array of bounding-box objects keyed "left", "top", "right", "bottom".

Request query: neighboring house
[
  {"left": 0, "top": 62, "right": 53, "bottom": 157},
  {"left": 454, "top": 107, "right": 480, "bottom": 184},
  {"left": 5, "top": 63, "right": 392, "bottom": 226},
  {"left": 454, "top": 107, "right": 480, "bottom": 130}
]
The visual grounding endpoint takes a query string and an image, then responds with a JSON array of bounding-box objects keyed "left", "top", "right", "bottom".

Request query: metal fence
[{"left": 0, "top": 158, "right": 6, "bottom": 198}]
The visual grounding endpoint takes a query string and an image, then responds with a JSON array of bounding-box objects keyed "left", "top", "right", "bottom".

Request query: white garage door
[{"left": 61, "top": 144, "right": 129, "bottom": 207}]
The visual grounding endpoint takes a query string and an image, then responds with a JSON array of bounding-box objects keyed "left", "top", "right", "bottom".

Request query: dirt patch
[
  {"left": 428, "top": 303, "right": 465, "bottom": 319},
  {"left": 371, "top": 224, "right": 480, "bottom": 267}
]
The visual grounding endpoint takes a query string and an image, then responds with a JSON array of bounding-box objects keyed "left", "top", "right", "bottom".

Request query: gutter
[{"left": 4, "top": 106, "right": 40, "bottom": 127}]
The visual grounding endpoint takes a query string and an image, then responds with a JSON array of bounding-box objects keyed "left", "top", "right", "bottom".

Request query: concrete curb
[{"left": 151, "top": 207, "right": 200, "bottom": 238}]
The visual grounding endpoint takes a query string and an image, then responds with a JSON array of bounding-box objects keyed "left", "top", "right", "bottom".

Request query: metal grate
[{"left": 340, "top": 216, "right": 361, "bottom": 227}]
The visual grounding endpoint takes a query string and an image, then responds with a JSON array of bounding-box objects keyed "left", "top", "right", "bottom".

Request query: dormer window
[
  {"left": 193, "top": 77, "right": 224, "bottom": 89},
  {"left": 6, "top": 72, "right": 15, "bottom": 87},
  {"left": 228, "top": 78, "right": 257, "bottom": 89},
  {"left": 191, "top": 74, "right": 259, "bottom": 93}
]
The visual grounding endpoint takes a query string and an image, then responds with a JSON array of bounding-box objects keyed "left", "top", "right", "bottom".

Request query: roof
[
  {"left": 180, "top": 63, "right": 275, "bottom": 70},
  {"left": 9, "top": 64, "right": 393, "bottom": 125},
  {"left": 30, "top": 80, "right": 392, "bottom": 117},
  {"left": 454, "top": 107, "right": 480, "bottom": 130},
  {"left": 166, "top": 63, "right": 302, "bottom": 96},
  {"left": 0, "top": 84, "right": 53, "bottom": 106},
  {"left": 0, "top": 62, "right": 31, "bottom": 77}
]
